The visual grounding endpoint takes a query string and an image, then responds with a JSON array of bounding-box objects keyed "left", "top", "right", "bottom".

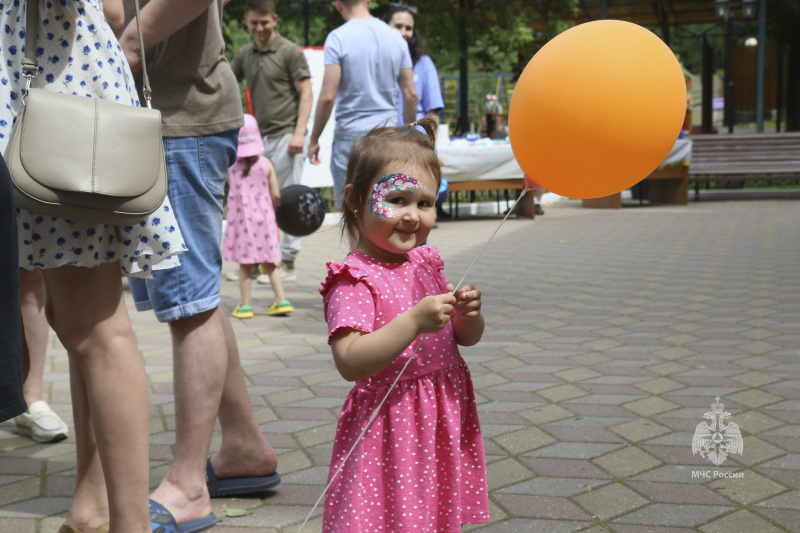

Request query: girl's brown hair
[
  {"left": 242, "top": 156, "right": 256, "bottom": 176},
  {"left": 341, "top": 116, "right": 441, "bottom": 242}
]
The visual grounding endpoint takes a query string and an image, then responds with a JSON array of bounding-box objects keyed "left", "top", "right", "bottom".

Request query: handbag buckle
[
  {"left": 21, "top": 56, "right": 36, "bottom": 105},
  {"left": 21, "top": 74, "right": 32, "bottom": 106},
  {"left": 143, "top": 89, "right": 153, "bottom": 110}
]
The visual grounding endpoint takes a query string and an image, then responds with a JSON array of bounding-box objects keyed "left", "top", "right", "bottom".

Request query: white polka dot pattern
[{"left": 319, "top": 246, "right": 489, "bottom": 531}]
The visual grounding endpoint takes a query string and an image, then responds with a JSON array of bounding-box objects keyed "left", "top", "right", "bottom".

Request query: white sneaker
[
  {"left": 256, "top": 264, "right": 270, "bottom": 285},
  {"left": 280, "top": 262, "right": 297, "bottom": 282},
  {"left": 15, "top": 401, "right": 69, "bottom": 443},
  {"left": 225, "top": 267, "right": 259, "bottom": 282}
]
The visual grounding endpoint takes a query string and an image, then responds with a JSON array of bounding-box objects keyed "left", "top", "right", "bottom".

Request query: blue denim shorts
[
  {"left": 129, "top": 131, "right": 238, "bottom": 323},
  {"left": 330, "top": 135, "right": 361, "bottom": 209}
]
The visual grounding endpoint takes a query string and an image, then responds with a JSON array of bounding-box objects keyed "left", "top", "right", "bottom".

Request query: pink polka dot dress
[
  {"left": 319, "top": 246, "right": 489, "bottom": 532},
  {"left": 223, "top": 156, "right": 281, "bottom": 265}
]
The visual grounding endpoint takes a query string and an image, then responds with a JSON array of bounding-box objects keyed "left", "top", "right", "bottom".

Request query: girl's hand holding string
[
  {"left": 410, "top": 292, "right": 456, "bottom": 334},
  {"left": 449, "top": 283, "right": 482, "bottom": 321},
  {"left": 447, "top": 283, "right": 485, "bottom": 347}
]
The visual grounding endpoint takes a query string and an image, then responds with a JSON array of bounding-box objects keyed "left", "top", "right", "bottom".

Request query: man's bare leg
[
  {"left": 150, "top": 308, "right": 225, "bottom": 525},
  {"left": 150, "top": 307, "right": 277, "bottom": 524},
  {"left": 209, "top": 307, "right": 277, "bottom": 479}
]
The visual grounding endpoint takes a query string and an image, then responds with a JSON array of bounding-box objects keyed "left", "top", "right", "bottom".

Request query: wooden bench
[
  {"left": 689, "top": 132, "right": 800, "bottom": 200},
  {"left": 582, "top": 138, "right": 692, "bottom": 208},
  {"left": 582, "top": 164, "right": 689, "bottom": 208}
]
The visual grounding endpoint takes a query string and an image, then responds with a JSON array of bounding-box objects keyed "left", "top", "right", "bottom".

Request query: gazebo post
[
  {"left": 457, "top": 0, "right": 470, "bottom": 136},
  {"left": 756, "top": 0, "right": 766, "bottom": 132}
]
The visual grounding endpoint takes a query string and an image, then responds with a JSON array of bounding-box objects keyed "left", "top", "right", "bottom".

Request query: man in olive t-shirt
[
  {"left": 231, "top": 0, "right": 312, "bottom": 279},
  {"left": 120, "top": 0, "right": 280, "bottom": 529}
]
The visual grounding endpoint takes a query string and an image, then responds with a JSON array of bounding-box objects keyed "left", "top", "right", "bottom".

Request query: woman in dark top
[{"left": 0, "top": 155, "right": 26, "bottom": 424}]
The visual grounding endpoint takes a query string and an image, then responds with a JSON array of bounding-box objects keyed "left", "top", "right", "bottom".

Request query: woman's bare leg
[
  {"left": 61, "top": 357, "right": 110, "bottom": 533},
  {"left": 19, "top": 268, "right": 49, "bottom": 404},
  {"left": 43, "top": 262, "right": 150, "bottom": 533}
]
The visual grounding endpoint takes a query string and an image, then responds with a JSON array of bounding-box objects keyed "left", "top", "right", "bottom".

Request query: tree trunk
[{"left": 786, "top": 32, "right": 800, "bottom": 132}]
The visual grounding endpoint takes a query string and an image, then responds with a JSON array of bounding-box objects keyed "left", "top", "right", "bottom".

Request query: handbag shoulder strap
[{"left": 24, "top": 0, "right": 155, "bottom": 108}]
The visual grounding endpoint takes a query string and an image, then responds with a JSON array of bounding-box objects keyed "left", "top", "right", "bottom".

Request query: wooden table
[
  {"left": 447, "top": 178, "right": 534, "bottom": 218},
  {"left": 438, "top": 140, "right": 534, "bottom": 218}
]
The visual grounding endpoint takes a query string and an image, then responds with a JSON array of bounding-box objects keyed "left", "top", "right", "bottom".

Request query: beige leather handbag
[{"left": 5, "top": 0, "right": 167, "bottom": 225}]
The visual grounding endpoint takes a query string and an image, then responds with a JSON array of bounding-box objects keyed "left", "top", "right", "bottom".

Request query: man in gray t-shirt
[{"left": 308, "top": 0, "right": 416, "bottom": 208}]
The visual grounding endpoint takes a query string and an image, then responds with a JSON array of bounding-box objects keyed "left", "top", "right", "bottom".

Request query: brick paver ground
[{"left": 1, "top": 197, "right": 798, "bottom": 532}]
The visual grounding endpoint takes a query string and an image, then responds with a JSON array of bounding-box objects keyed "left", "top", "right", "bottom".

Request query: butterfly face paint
[{"left": 369, "top": 173, "right": 424, "bottom": 219}]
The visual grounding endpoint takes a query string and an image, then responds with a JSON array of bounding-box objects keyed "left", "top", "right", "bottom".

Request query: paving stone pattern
[{"left": 1, "top": 199, "right": 799, "bottom": 532}]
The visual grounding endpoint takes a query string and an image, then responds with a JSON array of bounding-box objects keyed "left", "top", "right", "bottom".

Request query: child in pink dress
[
  {"left": 319, "top": 116, "right": 489, "bottom": 532},
  {"left": 224, "top": 114, "right": 293, "bottom": 318}
]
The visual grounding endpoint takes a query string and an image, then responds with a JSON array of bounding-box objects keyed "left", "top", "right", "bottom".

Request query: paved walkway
[{"left": 1, "top": 197, "right": 799, "bottom": 533}]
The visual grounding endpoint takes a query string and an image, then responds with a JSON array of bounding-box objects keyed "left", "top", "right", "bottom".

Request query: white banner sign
[{"left": 301, "top": 47, "right": 335, "bottom": 189}]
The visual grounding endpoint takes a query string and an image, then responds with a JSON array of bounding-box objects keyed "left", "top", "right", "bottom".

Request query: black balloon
[{"left": 275, "top": 185, "right": 327, "bottom": 237}]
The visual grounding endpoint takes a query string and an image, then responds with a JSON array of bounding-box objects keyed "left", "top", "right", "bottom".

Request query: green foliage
[
  {"left": 768, "top": 0, "right": 800, "bottom": 46},
  {"left": 223, "top": 0, "right": 340, "bottom": 49},
  {"left": 222, "top": 15, "right": 250, "bottom": 109},
  {"left": 219, "top": 0, "right": 800, "bottom": 131},
  {"left": 540, "top": 0, "right": 579, "bottom": 38},
  {"left": 222, "top": 17, "right": 252, "bottom": 63},
  {"left": 272, "top": 11, "right": 334, "bottom": 47},
  {"left": 221, "top": 0, "right": 578, "bottom": 75}
]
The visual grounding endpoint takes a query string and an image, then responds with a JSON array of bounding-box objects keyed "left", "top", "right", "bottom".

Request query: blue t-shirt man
[
  {"left": 324, "top": 18, "right": 411, "bottom": 135},
  {"left": 308, "top": 0, "right": 416, "bottom": 207}
]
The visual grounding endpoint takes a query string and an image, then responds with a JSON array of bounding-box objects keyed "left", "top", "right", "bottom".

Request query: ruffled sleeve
[
  {"left": 412, "top": 245, "right": 445, "bottom": 272},
  {"left": 319, "top": 261, "right": 376, "bottom": 344},
  {"left": 409, "top": 245, "right": 448, "bottom": 291}
]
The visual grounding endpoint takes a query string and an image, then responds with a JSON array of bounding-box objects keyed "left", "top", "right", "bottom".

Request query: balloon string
[
  {"left": 454, "top": 189, "right": 529, "bottom": 291},
  {"left": 296, "top": 188, "right": 530, "bottom": 532},
  {"left": 296, "top": 337, "right": 426, "bottom": 533}
]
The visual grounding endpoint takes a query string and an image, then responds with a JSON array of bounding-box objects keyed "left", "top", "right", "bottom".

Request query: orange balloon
[{"left": 509, "top": 20, "right": 686, "bottom": 199}]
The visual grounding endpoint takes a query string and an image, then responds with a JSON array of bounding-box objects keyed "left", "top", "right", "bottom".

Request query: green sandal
[
  {"left": 267, "top": 300, "right": 294, "bottom": 316},
  {"left": 232, "top": 304, "right": 254, "bottom": 319}
]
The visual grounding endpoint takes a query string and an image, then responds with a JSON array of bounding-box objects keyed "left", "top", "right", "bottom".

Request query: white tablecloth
[
  {"left": 438, "top": 138, "right": 692, "bottom": 184},
  {"left": 438, "top": 140, "right": 522, "bottom": 183},
  {"left": 660, "top": 138, "right": 692, "bottom": 167}
]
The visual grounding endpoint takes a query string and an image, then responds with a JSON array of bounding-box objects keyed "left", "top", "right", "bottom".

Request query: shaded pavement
[{"left": 1, "top": 196, "right": 799, "bottom": 532}]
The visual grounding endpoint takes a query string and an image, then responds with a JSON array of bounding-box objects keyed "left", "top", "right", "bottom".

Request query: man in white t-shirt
[{"left": 307, "top": 0, "right": 417, "bottom": 208}]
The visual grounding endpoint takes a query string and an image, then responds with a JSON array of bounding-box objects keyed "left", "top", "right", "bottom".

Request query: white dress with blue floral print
[{"left": 0, "top": 0, "right": 185, "bottom": 278}]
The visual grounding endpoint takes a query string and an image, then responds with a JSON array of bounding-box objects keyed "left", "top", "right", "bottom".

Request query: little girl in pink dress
[
  {"left": 319, "top": 117, "right": 489, "bottom": 532},
  {"left": 224, "top": 114, "right": 293, "bottom": 318}
]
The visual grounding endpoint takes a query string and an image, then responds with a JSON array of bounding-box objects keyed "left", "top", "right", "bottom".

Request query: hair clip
[{"left": 408, "top": 121, "right": 418, "bottom": 127}]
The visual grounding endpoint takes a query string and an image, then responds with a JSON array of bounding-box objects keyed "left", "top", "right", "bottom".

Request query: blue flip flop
[
  {"left": 206, "top": 457, "right": 281, "bottom": 497},
  {"left": 149, "top": 499, "right": 217, "bottom": 533}
]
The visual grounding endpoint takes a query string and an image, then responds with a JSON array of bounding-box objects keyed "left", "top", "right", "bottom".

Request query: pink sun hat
[{"left": 237, "top": 114, "right": 264, "bottom": 158}]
